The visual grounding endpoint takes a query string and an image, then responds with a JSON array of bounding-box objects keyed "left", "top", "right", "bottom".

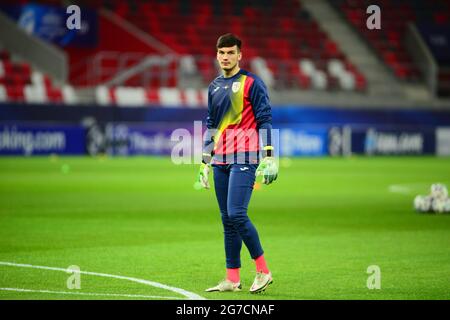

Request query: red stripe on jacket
[{"left": 214, "top": 76, "right": 260, "bottom": 156}]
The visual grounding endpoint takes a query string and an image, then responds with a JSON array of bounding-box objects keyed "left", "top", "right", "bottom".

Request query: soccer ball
[
  {"left": 431, "top": 197, "right": 447, "bottom": 213},
  {"left": 414, "top": 195, "right": 432, "bottom": 213},
  {"left": 444, "top": 198, "right": 450, "bottom": 213},
  {"left": 430, "top": 183, "right": 448, "bottom": 200}
]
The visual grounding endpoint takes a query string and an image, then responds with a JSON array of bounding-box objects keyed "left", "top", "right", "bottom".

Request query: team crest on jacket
[{"left": 232, "top": 82, "right": 241, "bottom": 93}]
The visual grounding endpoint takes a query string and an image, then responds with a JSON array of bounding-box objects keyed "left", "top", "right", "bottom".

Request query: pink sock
[
  {"left": 226, "top": 268, "right": 240, "bottom": 283},
  {"left": 254, "top": 254, "right": 270, "bottom": 274}
]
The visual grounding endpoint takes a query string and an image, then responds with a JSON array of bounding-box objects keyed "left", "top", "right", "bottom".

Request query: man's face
[{"left": 217, "top": 45, "right": 241, "bottom": 71}]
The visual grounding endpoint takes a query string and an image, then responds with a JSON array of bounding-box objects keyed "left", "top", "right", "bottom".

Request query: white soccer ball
[
  {"left": 432, "top": 197, "right": 447, "bottom": 213},
  {"left": 430, "top": 183, "right": 448, "bottom": 200},
  {"left": 414, "top": 195, "right": 432, "bottom": 213},
  {"left": 444, "top": 198, "right": 450, "bottom": 213}
]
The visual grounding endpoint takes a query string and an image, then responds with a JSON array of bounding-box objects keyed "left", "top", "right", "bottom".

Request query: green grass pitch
[{"left": 0, "top": 156, "right": 449, "bottom": 300}]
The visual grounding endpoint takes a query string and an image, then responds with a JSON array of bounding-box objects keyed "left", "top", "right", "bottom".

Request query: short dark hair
[{"left": 216, "top": 33, "right": 242, "bottom": 51}]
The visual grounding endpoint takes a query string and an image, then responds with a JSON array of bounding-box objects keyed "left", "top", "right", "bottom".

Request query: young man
[{"left": 195, "top": 33, "right": 278, "bottom": 294}]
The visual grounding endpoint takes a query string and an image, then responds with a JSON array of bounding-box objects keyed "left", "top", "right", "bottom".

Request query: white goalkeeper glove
[
  {"left": 194, "top": 162, "right": 210, "bottom": 190},
  {"left": 255, "top": 156, "right": 278, "bottom": 185}
]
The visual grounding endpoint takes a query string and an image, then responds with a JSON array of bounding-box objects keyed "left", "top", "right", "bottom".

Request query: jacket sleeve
[
  {"left": 202, "top": 85, "right": 215, "bottom": 162},
  {"left": 249, "top": 78, "right": 273, "bottom": 154}
]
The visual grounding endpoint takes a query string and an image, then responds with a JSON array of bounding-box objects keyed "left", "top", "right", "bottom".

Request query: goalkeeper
[{"left": 195, "top": 33, "right": 278, "bottom": 294}]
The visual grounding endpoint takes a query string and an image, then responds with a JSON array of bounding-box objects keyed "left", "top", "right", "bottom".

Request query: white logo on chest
[{"left": 232, "top": 82, "right": 241, "bottom": 93}]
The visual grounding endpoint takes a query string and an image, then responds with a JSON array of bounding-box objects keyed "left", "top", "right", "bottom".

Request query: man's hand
[
  {"left": 194, "top": 162, "right": 210, "bottom": 190},
  {"left": 255, "top": 157, "right": 278, "bottom": 185}
]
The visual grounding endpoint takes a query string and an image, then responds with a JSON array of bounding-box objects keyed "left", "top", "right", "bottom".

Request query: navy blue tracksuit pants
[{"left": 212, "top": 163, "right": 264, "bottom": 269}]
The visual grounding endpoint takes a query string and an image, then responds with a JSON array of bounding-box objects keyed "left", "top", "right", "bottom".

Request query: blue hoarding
[
  {"left": 0, "top": 123, "right": 86, "bottom": 155},
  {"left": 351, "top": 126, "right": 436, "bottom": 155},
  {"left": 106, "top": 123, "right": 183, "bottom": 156},
  {"left": 1, "top": 104, "right": 449, "bottom": 157},
  {"left": 279, "top": 126, "right": 328, "bottom": 156},
  {"left": 1, "top": 4, "right": 98, "bottom": 48}
]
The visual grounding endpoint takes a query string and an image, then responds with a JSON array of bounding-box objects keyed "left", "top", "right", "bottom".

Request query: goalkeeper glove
[
  {"left": 194, "top": 162, "right": 210, "bottom": 190},
  {"left": 255, "top": 156, "right": 278, "bottom": 185}
]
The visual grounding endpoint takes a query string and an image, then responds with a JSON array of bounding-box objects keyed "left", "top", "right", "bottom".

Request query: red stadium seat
[
  {"left": 0, "top": 48, "right": 76, "bottom": 104},
  {"left": 47, "top": 88, "right": 63, "bottom": 103},
  {"left": 6, "top": 84, "right": 25, "bottom": 102}
]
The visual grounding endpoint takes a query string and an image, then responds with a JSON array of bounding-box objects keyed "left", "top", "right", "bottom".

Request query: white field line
[
  {"left": 388, "top": 183, "right": 434, "bottom": 195},
  {"left": 0, "top": 287, "right": 182, "bottom": 300},
  {"left": 0, "top": 261, "right": 205, "bottom": 300},
  {"left": 388, "top": 184, "right": 412, "bottom": 195}
]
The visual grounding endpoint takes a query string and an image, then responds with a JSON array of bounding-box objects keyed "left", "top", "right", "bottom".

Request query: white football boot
[
  {"left": 250, "top": 272, "right": 273, "bottom": 294},
  {"left": 205, "top": 279, "right": 242, "bottom": 292}
]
